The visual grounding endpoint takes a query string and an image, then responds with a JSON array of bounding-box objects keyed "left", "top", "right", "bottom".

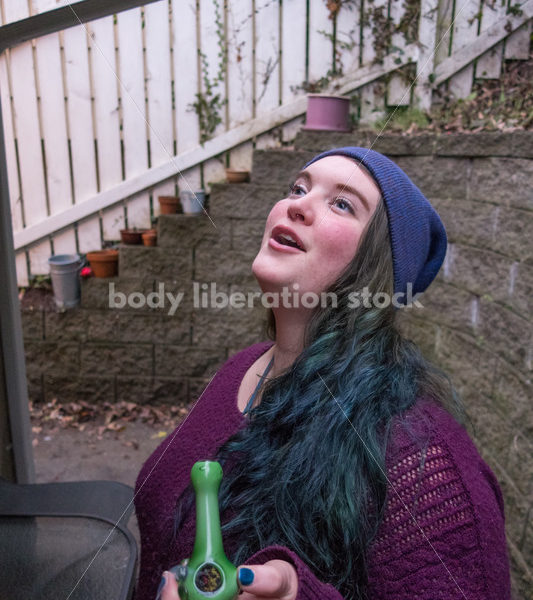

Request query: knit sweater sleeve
[
  {"left": 244, "top": 402, "right": 510, "bottom": 600},
  {"left": 365, "top": 401, "right": 510, "bottom": 600}
]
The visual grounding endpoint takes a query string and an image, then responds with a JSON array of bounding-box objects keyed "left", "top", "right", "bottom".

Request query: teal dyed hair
[{"left": 175, "top": 200, "right": 463, "bottom": 599}]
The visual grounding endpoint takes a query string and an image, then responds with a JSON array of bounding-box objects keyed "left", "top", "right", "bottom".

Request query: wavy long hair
[{"left": 175, "top": 199, "right": 463, "bottom": 599}]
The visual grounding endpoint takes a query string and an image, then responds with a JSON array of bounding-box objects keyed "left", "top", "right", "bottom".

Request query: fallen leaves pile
[
  {"left": 430, "top": 56, "right": 533, "bottom": 133},
  {"left": 375, "top": 55, "right": 533, "bottom": 134},
  {"left": 30, "top": 398, "right": 190, "bottom": 441}
]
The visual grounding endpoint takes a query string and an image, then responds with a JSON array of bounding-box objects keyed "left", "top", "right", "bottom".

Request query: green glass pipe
[{"left": 169, "top": 461, "right": 238, "bottom": 600}]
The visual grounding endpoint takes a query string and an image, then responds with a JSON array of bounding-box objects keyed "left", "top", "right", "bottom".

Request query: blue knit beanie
[{"left": 304, "top": 147, "right": 447, "bottom": 304}]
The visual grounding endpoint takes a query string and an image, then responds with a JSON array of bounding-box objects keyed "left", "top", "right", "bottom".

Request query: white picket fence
[{"left": 0, "top": 0, "right": 531, "bottom": 285}]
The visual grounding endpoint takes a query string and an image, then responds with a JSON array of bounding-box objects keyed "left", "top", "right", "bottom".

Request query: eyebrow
[{"left": 295, "top": 170, "right": 371, "bottom": 213}]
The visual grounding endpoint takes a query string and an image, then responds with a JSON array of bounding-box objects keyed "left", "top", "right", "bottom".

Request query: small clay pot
[
  {"left": 225, "top": 168, "right": 250, "bottom": 183},
  {"left": 86, "top": 250, "right": 119, "bottom": 278},
  {"left": 120, "top": 229, "right": 145, "bottom": 245},
  {"left": 158, "top": 195, "right": 180, "bottom": 214},
  {"left": 142, "top": 229, "right": 157, "bottom": 247}
]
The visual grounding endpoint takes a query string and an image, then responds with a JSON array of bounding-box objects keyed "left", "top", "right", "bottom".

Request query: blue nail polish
[
  {"left": 238, "top": 567, "right": 254, "bottom": 586},
  {"left": 155, "top": 574, "right": 166, "bottom": 599}
]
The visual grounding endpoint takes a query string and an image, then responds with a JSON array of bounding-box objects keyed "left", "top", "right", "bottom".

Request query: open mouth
[{"left": 271, "top": 227, "right": 306, "bottom": 251}]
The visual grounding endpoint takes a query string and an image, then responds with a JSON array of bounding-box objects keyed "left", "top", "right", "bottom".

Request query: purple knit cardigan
[{"left": 134, "top": 342, "right": 511, "bottom": 600}]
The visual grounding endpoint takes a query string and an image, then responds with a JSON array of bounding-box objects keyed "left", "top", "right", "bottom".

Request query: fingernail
[
  {"left": 155, "top": 574, "right": 167, "bottom": 599},
  {"left": 238, "top": 567, "right": 254, "bottom": 586}
]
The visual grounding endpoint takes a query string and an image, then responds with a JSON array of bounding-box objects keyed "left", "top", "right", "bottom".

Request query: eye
[
  {"left": 330, "top": 197, "right": 355, "bottom": 214},
  {"left": 289, "top": 182, "right": 306, "bottom": 197}
]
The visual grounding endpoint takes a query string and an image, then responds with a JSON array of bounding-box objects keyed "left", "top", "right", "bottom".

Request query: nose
[{"left": 287, "top": 194, "right": 315, "bottom": 224}]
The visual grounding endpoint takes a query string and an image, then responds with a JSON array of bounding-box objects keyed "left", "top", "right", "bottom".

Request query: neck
[{"left": 270, "top": 307, "right": 312, "bottom": 377}]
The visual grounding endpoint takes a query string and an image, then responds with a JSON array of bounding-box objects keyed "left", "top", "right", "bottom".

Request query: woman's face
[{"left": 252, "top": 155, "right": 381, "bottom": 298}]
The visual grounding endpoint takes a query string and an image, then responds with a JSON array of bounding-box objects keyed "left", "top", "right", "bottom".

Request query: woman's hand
[
  {"left": 157, "top": 560, "right": 298, "bottom": 600},
  {"left": 236, "top": 561, "right": 298, "bottom": 600}
]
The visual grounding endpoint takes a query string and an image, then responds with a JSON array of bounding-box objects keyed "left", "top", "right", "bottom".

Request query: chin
[
  {"left": 253, "top": 276, "right": 290, "bottom": 295},
  {"left": 252, "top": 256, "right": 272, "bottom": 284},
  {"left": 252, "top": 266, "right": 290, "bottom": 294}
]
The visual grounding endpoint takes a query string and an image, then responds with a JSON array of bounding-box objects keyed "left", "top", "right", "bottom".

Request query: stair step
[
  {"left": 251, "top": 149, "right": 315, "bottom": 184},
  {"left": 293, "top": 129, "right": 438, "bottom": 156},
  {"left": 156, "top": 184, "right": 287, "bottom": 251},
  {"left": 118, "top": 245, "right": 193, "bottom": 280},
  {"left": 81, "top": 276, "right": 156, "bottom": 310},
  {"left": 208, "top": 183, "right": 288, "bottom": 221},
  {"left": 157, "top": 214, "right": 227, "bottom": 248}
]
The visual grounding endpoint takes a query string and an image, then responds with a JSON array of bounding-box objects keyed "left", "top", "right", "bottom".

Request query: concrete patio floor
[
  {"left": 32, "top": 418, "right": 172, "bottom": 549},
  {"left": 33, "top": 420, "right": 164, "bottom": 487}
]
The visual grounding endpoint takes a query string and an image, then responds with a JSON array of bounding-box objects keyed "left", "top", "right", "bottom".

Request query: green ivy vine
[{"left": 189, "top": 0, "right": 228, "bottom": 143}]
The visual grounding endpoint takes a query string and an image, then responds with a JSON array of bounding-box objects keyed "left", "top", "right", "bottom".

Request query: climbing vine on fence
[
  {"left": 189, "top": 0, "right": 228, "bottom": 143},
  {"left": 297, "top": 0, "right": 421, "bottom": 95}
]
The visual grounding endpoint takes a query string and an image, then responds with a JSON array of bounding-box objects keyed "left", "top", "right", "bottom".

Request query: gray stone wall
[{"left": 21, "top": 131, "right": 533, "bottom": 597}]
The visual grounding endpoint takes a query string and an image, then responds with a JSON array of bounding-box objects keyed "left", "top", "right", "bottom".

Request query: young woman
[{"left": 134, "top": 147, "right": 511, "bottom": 600}]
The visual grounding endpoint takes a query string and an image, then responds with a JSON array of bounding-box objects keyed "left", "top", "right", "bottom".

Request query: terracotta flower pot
[
  {"left": 120, "top": 229, "right": 145, "bottom": 245},
  {"left": 225, "top": 168, "right": 250, "bottom": 183},
  {"left": 142, "top": 229, "right": 157, "bottom": 247},
  {"left": 86, "top": 250, "right": 119, "bottom": 278},
  {"left": 303, "top": 94, "right": 351, "bottom": 132},
  {"left": 158, "top": 195, "right": 180, "bottom": 215}
]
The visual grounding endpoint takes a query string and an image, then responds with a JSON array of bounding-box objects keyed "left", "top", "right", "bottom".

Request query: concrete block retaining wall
[
  {"left": 291, "top": 130, "right": 533, "bottom": 598},
  {"left": 21, "top": 130, "right": 533, "bottom": 597}
]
